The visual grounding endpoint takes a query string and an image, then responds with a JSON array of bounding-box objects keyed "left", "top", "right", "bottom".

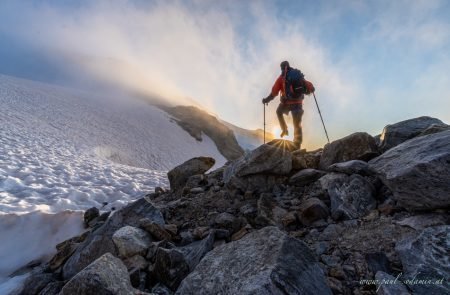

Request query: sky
[{"left": 0, "top": 0, "right": 449, "bottom": 149}]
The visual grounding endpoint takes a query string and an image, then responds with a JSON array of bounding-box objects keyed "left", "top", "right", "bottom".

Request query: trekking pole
[
  {"left": 312, "top": 92, "right": 330, "bottom": 143},
  {"left": 263, "top": 103, "right": 266, "bottom": 144}
]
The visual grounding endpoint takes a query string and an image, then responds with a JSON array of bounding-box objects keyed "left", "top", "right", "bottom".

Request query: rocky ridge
[{"left": 11, "top": 116, "right": 450, "bottom": 295}]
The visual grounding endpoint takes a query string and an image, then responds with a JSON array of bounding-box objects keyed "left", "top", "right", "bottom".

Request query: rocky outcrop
[
  {"left": 167, "top": 157, "right": 215, "bottom": 193},
  {"left": 60, "top": 253, "right": 138, "bottom": 295},
  {"left": 319, "top": 132, "right": 379, "bottom": 169},
  {"left": 369, "top": 130, "right": 450, "bottom": 211},
  {"left": 62, "top": 198, "right": 164, "bottom": 279},
  {"left": 379, "top": 116, "right": 447, "bottom": 151},
  {"left": 160, "top": 105, "right": 245, "bottom": 161},
  {"left": 395, "top": 225, "right": 449, "bottom": 295},
  {"left": 176, "top": 227, "right": 332, "bottom": 295}
]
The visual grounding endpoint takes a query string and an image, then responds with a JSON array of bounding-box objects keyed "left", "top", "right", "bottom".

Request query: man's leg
[
  {"left": 292, "top": 106, "right": 304, "bottom": 148},
  {"left": 276, "top": 103, "right": 288, "bottom": 135}
]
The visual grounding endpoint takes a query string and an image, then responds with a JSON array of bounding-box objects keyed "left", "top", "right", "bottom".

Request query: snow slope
[{"left": 0, "top": 74, "right": 226, "bottom": 291}]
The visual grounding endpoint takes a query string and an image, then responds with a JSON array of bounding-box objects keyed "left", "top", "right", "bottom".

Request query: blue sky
[{"left": 1, "top": 0, "right": 449, "bottom": 149}]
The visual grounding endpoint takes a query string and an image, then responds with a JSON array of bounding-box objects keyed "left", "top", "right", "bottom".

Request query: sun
[{"left": 271, "top": 126, "right": 294, "bottom": 141}]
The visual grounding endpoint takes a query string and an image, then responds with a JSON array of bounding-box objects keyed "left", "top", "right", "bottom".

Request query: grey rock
[
  {"left": 176, "top": 226, "right": 332, "bottom": 295},
  {"left": 299, "top": 197, "right": 329, "bottom": 225},
  {"left": 84, "top": 207, "right": 99, "bottom": 227},
  {"left": 140, "top": 218, "right": 172, "bottom": 241},
  {"left": 223, "top": 140, "right": 293, "bottom": 184},
  {"left": 38, "top": 281, "right": 65, "bottom": 295},
  {"left": 369, "top": 130, "right": 450, "bottom": 211},
  {"left": 152, "top": 283, "right": 174, "bottom": 295},
  {"left": 375, "top": 271, "right": 410, "bottom": 295},
  {"left": 112, "top": 225, "right": 151, "bottom": 258},
  {"left": 62, "top": 198, "right": 164, "bottom": 279},
  {"left": 395, "top": 213, "right": 450, "bottom": 231},
  {"left": 395, "top": 225, "right": 449, "bottom": 294},
  {"left": 379, "top": 116, "right": 446, "bottom": 151},
  {"left": 214, "top": 212, "right": 239, "bottom": 232},
  {"left": 327, "top": 174, "right": 376, "bottom": 220},
  {"left": 327, "top": 160, "right": 375, "bottom": 176},
  {"left": 418, "top": 123, "right": 450, "bottom": 137},
  {"left": 152, "top": 233, "right": 215, "bottom": 291},
  {"left": 289, "top": 169, "right": 327, "bottom": 186},
  {"left": 365, "top": 252, "right": 391, "bottom": 274},
  {"left": 319, "top": 132, "right": 379, "bottom": 169},
  {"left": 60, "top": 253, "right": 137, "bottom": 295},
  {"left": 168, "top": 157, "right": 215, "bottom": 192},
  {"left": 17, "top": 271, "right": 56, "bottom": 295}
]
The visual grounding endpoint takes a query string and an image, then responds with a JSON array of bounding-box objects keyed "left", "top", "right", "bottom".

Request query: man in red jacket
[{"left": 262, "top": 61, "right": 305, "bottom": 149}]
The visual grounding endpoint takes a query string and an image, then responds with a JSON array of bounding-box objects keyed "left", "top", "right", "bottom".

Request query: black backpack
[{"left": 285, "top": 68, "right": 305, "bottom": 99}]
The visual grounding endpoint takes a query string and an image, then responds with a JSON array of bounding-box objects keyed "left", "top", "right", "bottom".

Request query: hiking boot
[
  {"left": 280, "top": 129, "right": 289, "bottom": 138},
  {"left": 293, "top": 142, "right": 301, "bottom": 150}
]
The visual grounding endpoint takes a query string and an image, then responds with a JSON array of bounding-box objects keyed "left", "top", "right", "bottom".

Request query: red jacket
[{"left": 271, "top": 75, "right": 303, "bottom": 105}]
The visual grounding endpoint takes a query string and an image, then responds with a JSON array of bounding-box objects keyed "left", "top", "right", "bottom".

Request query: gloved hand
[{"left": 262, "top": 97, "right": 270, "bottom": 104}]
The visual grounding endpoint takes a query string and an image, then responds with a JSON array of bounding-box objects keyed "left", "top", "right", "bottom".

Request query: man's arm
[{"left": 262, "top": 76, "right": 282, "bottom": 104}]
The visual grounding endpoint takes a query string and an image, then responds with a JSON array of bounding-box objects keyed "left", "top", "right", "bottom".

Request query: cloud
[{"left": 0, "top": 0, "right": 448, "bottom": 150}]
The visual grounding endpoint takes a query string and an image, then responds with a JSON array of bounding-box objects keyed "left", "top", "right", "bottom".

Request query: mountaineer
[{"left": 262, "top": 61, "right": 314, "bottom": 149}]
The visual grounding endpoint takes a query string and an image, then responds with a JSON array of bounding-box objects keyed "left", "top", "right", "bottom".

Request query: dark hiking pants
[{"left": 276, "top": 103, "right": 304, "bottom": 146}]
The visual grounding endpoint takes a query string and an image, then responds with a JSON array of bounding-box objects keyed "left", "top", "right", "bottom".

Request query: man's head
[{"left": 280, "top": 61, "right": 290, "bottom": 74}]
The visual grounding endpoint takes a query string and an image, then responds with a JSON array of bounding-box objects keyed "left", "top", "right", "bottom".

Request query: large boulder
[
  {"left": 223, "top": 140, "right": 293, "bottom": 192},
  {"left": 224, "top": 140, "right": 293, "bottom": 180},
  {"left": 289, "top": 169, "right": 327, "bottom": 187},
  {"left": 379, "top": 116, "right": 447, "bottom": 151},
  {"left": 326, "top": 160, "right": 375, "bottom": 176},
  {"left": 375, "top": 271, "right": 410, "bottom": 295},
  {"left": 168, "top": 157, "right": 215, "bottom": 192},
  {"left": 60, "top": 253, "right": 137, "bottom": 295},
  {"left": 369, "top": 130, "right": 450, "bottom": 211},
  {"left": 176, "top": 226, "right": 332, "bottom": 295},
  {"left": 62, "top": 198, "right": 164, "bottom": 279},
  {"left": 319, "top": 132, "right": 379, "bottom": 169},
  {"left": 395, "top": 226, "right": 449, "bottom": 295},
  {"left": 112, "top": 226, "right": 151, "bottom": 258}
]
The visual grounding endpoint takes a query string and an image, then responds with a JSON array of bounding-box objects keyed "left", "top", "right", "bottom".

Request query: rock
[
  {"left": 192, "top": 226, "right": 210, "bottom": 240},
  {"left": 214, "top": 212, "right": 240, "bottom": 232},
  {"left": 151, "top": 283, "right": 173, "bottom": 295},
  {"left": 327, "top": 160, "right": 375, "bottom": 176},
  {"left": 231, "top": 224, "right": 252, "bottom": 241},
  {"left": 38, "top": 281, "right": 65, "bottom": 295},
  {"left": 369, "top": 130, "right": 450, "bottom": 211},
  {"left": 48, "top": 232, "right": 89, "bottom": 271},
  {"left": 223, "top": 140, "right": 293, "bottom": 183},
  {"left": 418, "top": 123, "right": 450, "bottom": 137},
  {"left": 140, "top": 218, "right": 172, "bottom": 241},
  {"left": 379, "top": 116, "right": 446, "bottom": 151},
  {"left": 395, "top": 225, "right": 449, "bottom": 294},
  {"left": 84, "top": 207, "right": 99, "bottom": 227},
  {"left": 152, "top": 233, "right": 215, "bottom": 291},
  {"left": 292, "top": 150, "right": 322, "bottom": 170},
  {"left": 365, "top": 252, "right": 391, "bottom": 274},
  {"left": 60, "top": 253, "right": 137, "bottom": 295},
  {"left": 168, "top": 157, "right": 215, "bottom": 192},
  {"left": 375, "top": 271, "right": 410, "bottom": 295},
  {"left": 319, "top": 132, "right": 379, "bottom": 169},
  {"left": 123, "top": 255, "right": 148, "bottom": 270},
  {"left": 17, "top": 271, "right": 57, "bottom": 295},
  {"left": 299, "top": 197, "right": 329, "bottom": 225},
  {"left": 112, "top": 226, "right": 151, "bottom": 258},
  {"left": 62, "top": 198, "right": 164, "bottom": 279},
  {"left": 289, "top": 169, "right": 327, "bottom": 186},
  {"left": 155, "top": 186, "right": 165, "bottom": 194},
  {"left": 176, "top": 227, "right": 332, "bottom": 295},
  {"left": 395, "top": 213, "right": 450, "bottom": 231},
  {"left": 164, "top": 224, "right": 178, "bottom": 236},
  {"left": 327, "top": 174, "right": 376, "bottom": 220},
  {"left": 189, "top": 187, "right": 204, "bottom": 194},
  {"left": 255, "top": 193, "right": 288, "bottom": 227}
]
